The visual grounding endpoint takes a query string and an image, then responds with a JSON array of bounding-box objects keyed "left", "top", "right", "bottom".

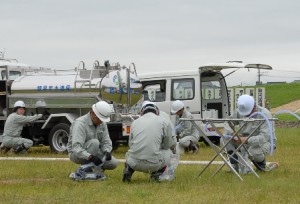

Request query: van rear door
[{"left": 199, "top": 62, "right": 272, "bottom": 119}]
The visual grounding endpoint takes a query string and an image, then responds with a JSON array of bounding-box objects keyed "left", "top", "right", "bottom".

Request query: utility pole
[{"left": 256, "top": 68, "right": 262, "bottom": 85}]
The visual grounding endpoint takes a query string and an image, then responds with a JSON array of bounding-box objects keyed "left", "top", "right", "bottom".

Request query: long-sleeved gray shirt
[
  {"left": 175, "top": 109, "right": 199, "bottom": 140},
  {"left": 224, "top": 105, "right": 276, "bottom": 153},
  {"left": 2, "top": 112, "right": 41, "bottom": 139},
  {"left": 67, "top": 113, "right": 112, "bottom": 160},
  {"left": 128, "top": 112, "right": 173, "bottom": 163}
]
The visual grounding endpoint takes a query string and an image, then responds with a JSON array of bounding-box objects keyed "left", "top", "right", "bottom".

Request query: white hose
[
  {"left": 249, "top": 111, "right": 275, "bottom": 155},
  {"left": 273, "top": 110, "right": 300, "bottom": 120}
]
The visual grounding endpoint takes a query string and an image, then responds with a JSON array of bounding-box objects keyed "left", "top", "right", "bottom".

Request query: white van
[{"left": 139, "top": 62, "right": 272, "bottom": 141}]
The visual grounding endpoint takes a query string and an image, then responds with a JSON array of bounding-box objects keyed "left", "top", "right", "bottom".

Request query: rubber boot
[
  {"left": 228, "top": 150, "right": 239, "bottom": 172},
  {"left": 0, "top": 146, "right": 11, "bottom": 154},
  {"left": 13, "top": 144, "right": 27, "bottom": 154},
  {"left": 122, "top": 163, "right": 135, "bottom": 182},
  {"left": 150, "top": 166, "right": 167, "bottom": 182},
  {"left": 252, "top": 159, "right": 266, "bottom": 171}
]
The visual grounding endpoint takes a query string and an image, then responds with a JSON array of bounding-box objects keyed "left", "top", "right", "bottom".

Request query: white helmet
[
  {"left": 141, "top": 100, "right": 159, "bottom": 115},
  {"left": 171, "top": 100, "right": 184, "bottom": 114},
  {"left": 92, "top": 101, "right": 111, "bottom": 122},
  {"left": 237, "top": 95, "right": 255, "bottom": 116},
  {"left": 14, "top": 100, "right": 26, "bottom": 108}
]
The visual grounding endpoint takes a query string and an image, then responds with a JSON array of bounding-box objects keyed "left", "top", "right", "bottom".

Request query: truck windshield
[{"left": 1, "top": 70, "right": 22, "bottom": 80}]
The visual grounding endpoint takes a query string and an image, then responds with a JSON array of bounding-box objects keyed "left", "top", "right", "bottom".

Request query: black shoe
[
  {"left": 192, "top": 143, "right": 200, "bottom": 154},
  {"left": 122, "top": 163, "right": 135, "bottom": 182},
  {"left": 13, "top": 144, "right": 27, "bottom": 153},
  {"left": 252, "top": 159, "right": 266, "bottom": 171},
  {"left": 188, "top": 141, "right": 199, "bottom": 154},
  {"left": 0, "top": 146, "right": 11, "bottom": 154},
  {"left": 150, "top": 166, "right": 167, "bottom": 182}
]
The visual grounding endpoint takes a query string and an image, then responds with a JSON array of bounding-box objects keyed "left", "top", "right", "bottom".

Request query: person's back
[
  {"left": 128, "top": 112, "right": 169, "bottom": 162},
  {"left": 123, "top": 101, "right": 173, "bottom": 182}
]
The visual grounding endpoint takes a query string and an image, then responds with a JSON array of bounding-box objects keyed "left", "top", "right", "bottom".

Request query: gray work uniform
[
  {"left": 126, "top": 112, "right": 173, "bottom": 173},
  {"left": 160, "top": 111, "right": 177, "bottom": 148},
  {"left": 222, "top": 105, "right": 276, "bottom": 163},
  {"left": 1, "top": 113, "right": 41, "bottom": 149},
  {"left": 67, "top": 113, "right": 118, "bottom": 170},
  {"left": 175, "top": 110, "right": 199, "bottom": 148}
]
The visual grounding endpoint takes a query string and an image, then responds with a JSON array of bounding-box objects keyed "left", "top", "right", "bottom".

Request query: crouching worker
[
  {"left": 222, "top": 95, "right": 279, "bottom": 173},
  {"left": 123, "top": 101, "right": 174, "bottom": 182},
  {"left": 67, "top": 101, "right": 118, "bottom": 180},
  {"left": 171, "top": 100, "right": 200, "bottom": 154},
  {"left": 0, "top": 100, "right": 42, "bottom": 154}
]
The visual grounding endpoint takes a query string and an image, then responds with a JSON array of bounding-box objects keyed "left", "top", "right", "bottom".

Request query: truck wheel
[{"left": 49, "top": 123, "right": 70, "bottom": 153}]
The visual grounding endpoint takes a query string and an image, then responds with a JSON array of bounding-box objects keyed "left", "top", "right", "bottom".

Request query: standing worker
[
  {"left": 67, "top": 101, "right": 118, "bottom": 173},
  {"left": 123, "top": 101, "right": 174, "bottom": 182},
  {"left": 222, "top": 94, "right": 279, "bottom": 172},
  {"left": 0, "top": 100, "right": 42, "bottom": 154},
  {"left": 171, "top": 100, "right": 200, "bottom": 153}
]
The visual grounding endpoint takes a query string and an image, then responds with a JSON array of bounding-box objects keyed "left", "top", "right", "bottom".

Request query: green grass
[
  {"left": 275, "top": 113, "right": 300, "bottom": 121},
  {"left": 1, "top": 127, "right": 300, "bottom": 203},
  {"left": 264, "top": 83, "right": 300, "bottom": 108}
]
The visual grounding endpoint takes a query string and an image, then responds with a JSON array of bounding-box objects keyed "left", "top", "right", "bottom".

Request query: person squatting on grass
[
  {"left": 171, "top": 100, "right": 200, "bottom": 154},
  {"left": 221, "top": 94, "right": 279, "bottom": 172},
  {"left": 67, "top": 101, "right": 118, "bottom": 171},
  {"left": 0, "top": 100, "right": 42, "bottom": 154},
  {"left": 123, "top": 101, "right": 174, "bottom": 182}
]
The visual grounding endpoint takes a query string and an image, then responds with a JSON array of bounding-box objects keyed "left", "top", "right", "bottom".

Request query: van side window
[
  {"left": 142, "top": 80, "right": 166, "bottom": 102},
  {"left": 171, "top": 78, "right": 194, "bottom": 100}
]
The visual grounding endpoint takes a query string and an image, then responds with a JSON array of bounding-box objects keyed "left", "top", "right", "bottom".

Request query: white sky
[{"left": 1, "top": 0, "right": 300, "bottom": 86}]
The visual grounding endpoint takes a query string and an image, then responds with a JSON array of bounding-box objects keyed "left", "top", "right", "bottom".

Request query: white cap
[
  {"left": 14, "top": 100, "right": 26, "bottom": 108},
  {"left": 237, "top": 95, "right": 255, "bottom": 116},
  {"left": 92, "top": 101, "right": 111, "bottom": 122},
  {"left": 171, "top": 100, "right": 184, "bottom": 114}
]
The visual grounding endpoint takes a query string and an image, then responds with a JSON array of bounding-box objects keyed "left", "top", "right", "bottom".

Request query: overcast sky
[{"left": 1, "top": 0, "right": 300, "bottom": 86}]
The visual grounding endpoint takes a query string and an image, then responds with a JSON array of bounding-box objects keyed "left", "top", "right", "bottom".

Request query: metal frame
[{"left": 180, "top": 118, "right": 276, "bottom": 181}]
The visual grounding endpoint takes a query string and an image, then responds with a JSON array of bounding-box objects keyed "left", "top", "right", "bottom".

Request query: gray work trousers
[
  {"left": 69, "top": 139, "right": 118, "bottom": 170},
  {"left": 1, "top": 136, "right": 33, "bottom": 149},
  {"left": 126, "top": 149, "right": 172, "bottom": 173}
]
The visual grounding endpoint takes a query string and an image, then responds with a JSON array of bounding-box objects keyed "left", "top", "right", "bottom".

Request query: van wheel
[{"left": 49, "top": 123, "right": 70, "bottom": 153}]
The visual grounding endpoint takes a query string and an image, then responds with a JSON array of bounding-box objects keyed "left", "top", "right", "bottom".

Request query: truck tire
[{"left": 49, "top": 123, "right": 70, "bottom": 153}]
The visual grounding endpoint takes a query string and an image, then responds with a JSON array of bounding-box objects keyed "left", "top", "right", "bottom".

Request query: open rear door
[
  {"left": 199, "top": 62, "right": 272, "bottom": 72},
  {"left": 198, "top": 62, "right": 272, "bottom": 120}
]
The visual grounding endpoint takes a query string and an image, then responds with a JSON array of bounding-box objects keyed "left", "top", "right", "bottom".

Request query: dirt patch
[
  {"left": 275, "top": 121, "right": 300, "bottom": 128},
  {"left": 271, "top": 100, "right": 300, "bottom": 114},
  {"left": 271, "top": 100, "right": 300, "bottom": 128}
]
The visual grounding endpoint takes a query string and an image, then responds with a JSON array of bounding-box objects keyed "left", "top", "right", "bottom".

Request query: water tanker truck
[{"left": 0, "top": 59, "right": 142, "bottom": 152}]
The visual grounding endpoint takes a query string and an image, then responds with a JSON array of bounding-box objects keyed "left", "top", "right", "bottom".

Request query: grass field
[
  {"left": 0, "top": 127, "right": 299, "bottom": 204},
  {"left": 265, "top": 83, "right": 300, "bottom": 108}
]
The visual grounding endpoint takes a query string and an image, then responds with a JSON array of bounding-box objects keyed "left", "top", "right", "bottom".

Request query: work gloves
[
  {"left": 88, "top": 151, "right": 112, "bottom": 166},
  {"left": 89, "top": 155, "right": 103, "bottom": 166}
]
